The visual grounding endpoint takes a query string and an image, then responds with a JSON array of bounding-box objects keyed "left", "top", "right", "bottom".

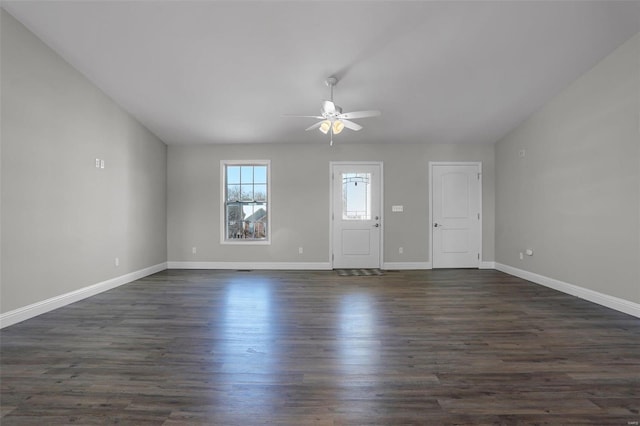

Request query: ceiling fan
[{"left": 284, "top": 77, "right": 381, "bottom": 145}]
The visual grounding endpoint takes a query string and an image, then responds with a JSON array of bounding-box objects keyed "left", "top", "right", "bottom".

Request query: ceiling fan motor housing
[{"left": 324, "top": 105, "right": 342, "bottom": 119}]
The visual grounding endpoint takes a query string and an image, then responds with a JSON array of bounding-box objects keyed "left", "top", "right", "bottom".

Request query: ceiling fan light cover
[
  {"left": 319, "top": 120, "right": 331, "bottom": 134},
  {"left": 332, "top": 120, "right": 345, "bottom": 134}
]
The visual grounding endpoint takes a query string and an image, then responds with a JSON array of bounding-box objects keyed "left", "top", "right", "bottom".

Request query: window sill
[{"left": 221, "top": 239, "right": 271, "bottom": 246}]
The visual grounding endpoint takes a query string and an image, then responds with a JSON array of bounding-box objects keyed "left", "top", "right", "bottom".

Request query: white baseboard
[
  {"left": 382, "top": 262, "right": 432, "bottom": 270},
  {"left": 495, "top": 263, "right": 640, "bottom": 319},
  {"left": 0, "top": 262, "right": 168, "bottom": 329},
  {"left": 167, "top": 261, "right": 332, "bottom": 270},
  {"left": 479, "top": 261, "right": 496, "bottom": 269}
]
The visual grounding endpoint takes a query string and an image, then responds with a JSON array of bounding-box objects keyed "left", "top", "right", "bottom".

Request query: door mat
[{"left": 336, "top": 269, "right": 384, "bottom": 277}]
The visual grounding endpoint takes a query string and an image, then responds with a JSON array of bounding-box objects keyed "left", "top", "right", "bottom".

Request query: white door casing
[
  {"left": 331, "top": 163, "right": 382, "bottom": 269},
  {"left": 430, "top": 162, "right": 482, "bottom": 268}
]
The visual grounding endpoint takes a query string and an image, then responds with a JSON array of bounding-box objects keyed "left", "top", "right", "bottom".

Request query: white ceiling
[{"left": 3, "top": 1, "right": 639, "bottom": 146}]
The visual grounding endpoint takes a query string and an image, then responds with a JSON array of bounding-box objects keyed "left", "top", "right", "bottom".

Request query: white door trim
[
  {"left": 428, "top": 161, "right": 483, "bottom": 268},
  {"left": 330, "top": 161, "right": 384, "bottom": 269}
]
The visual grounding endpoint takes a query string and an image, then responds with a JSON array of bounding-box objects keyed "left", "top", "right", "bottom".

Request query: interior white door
[
  {"left": 332, "top": 163, "right": 382, "bottom": 269},
  {"left": 432, "top": 163, "right": 481, "bottom": 268}
]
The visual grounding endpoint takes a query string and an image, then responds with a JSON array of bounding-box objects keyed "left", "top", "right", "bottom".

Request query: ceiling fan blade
[
  {"left": 321, "top": 100, "right": 336, "bottom": 115},
  {"left": 282, "top": 114, "right": 324, "bottom": 119},
  {"left": 338, "top": 110, "right": 381, "bottom": 119},
  {"left": 305, "top": 121, "right": 324, "bottom": 131},
  {"left": 340, "top": 119, "right": 363, "bottom": 131}
]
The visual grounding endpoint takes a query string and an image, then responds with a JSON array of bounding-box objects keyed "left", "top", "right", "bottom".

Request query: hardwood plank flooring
[{"left": 1, "top": 269, "right": 639, "bottom": 425}]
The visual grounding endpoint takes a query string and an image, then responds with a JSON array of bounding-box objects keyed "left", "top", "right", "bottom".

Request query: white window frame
[{"left": 220, "top": 160, "right": 271, "bottom": 245}]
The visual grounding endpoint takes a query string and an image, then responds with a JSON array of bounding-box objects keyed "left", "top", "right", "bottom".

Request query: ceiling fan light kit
[
  {"left": 319, "top": 120, "right": 331, "bottom": 134},
  {"left": 284, "top": 76, "right": 381, "bottom": 145},
  {"left": 332, "top": 120, "right": 345, "bottom": 134}
]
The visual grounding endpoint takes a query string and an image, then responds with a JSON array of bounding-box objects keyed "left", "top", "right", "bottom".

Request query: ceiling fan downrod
[{"left": 325, "top": 76, "right": 338, "bottom": 103}]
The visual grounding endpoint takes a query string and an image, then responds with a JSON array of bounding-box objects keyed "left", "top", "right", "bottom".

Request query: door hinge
[
  {"left": 477, "top": 213, "right": 480, "bottom": 220},
  {"left": 332, "top": 253, "right": 334, "bottom": 261},
  {"left": 477, "top": 253, "right": 480, "bottom": 260},
  {"left": 477, "top": 172, "right": 481, "bottom": 180}
]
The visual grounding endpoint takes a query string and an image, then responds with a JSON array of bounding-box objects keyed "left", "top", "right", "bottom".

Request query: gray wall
[
  {"left": 496, "top": 33, "right": 640, "bottom": 304},
  {"left": 1, "top": 10, "right": 168, "bottom": 313},
  {"left": 168, "top": 143, "right": 495, "bottom": 265}
]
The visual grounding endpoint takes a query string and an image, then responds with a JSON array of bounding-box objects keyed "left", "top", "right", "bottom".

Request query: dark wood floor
[{"left": 1, "top": 269, "right": 639, "bottom": 425}]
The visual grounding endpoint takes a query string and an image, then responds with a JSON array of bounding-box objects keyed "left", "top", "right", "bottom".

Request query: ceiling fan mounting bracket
[{"left": 325, "top": 76, "right": 338, "bottom": 87}]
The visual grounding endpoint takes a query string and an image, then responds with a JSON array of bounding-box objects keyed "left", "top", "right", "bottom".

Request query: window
[{"left": 221, "top": 160, "right": 270, "bottom": 244}]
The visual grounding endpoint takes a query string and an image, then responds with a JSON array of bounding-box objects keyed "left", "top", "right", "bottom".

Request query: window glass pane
[
  {"left": 253, "top": 166, "right": 267, "bottom": 184},
  {"left": 256, "top": 204, "right": 268, "bottom": 239},
  {"left": 342, "top": 173, "right": 371, "bottom": 220},
  {"left": 241, "top": 166, "right": 253, "bottom": 183},
  {"left": 227, "top": 166, "right": 241, "bottom": 184},
  {"left": 226, "top": 204, "right": 244, "bottom": 239},
  {"left": 241, "top": 184, "right": 253, "bottom": 201},
  {"left": 254, "top": 184, "right": 267, "bottom": 201},
  {"left": 243, "top": 203, "right": 267, "bottom": 239},
  {"left": 227, "top": 184, "right": 240, "bottom": 202}
]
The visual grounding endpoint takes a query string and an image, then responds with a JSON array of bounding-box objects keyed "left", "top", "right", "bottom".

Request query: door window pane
[{"left": 342, "top": 173, "right": 371, "bottom": 220}]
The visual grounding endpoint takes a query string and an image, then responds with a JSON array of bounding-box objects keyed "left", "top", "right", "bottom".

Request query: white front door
[
  {"left": 431, "top": 163, "right": 481, "bottom": 268},
  {"left": 331, "top": 163, "right": 382, "bottom": 269}
]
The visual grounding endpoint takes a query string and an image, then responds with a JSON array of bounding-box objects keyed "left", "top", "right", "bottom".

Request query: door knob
[
  {"left": 374, "top": 223, "right": 380, "bottom": 227},
  {"left": 434, "top": 223, "right": 441, "bottom": 227}
]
